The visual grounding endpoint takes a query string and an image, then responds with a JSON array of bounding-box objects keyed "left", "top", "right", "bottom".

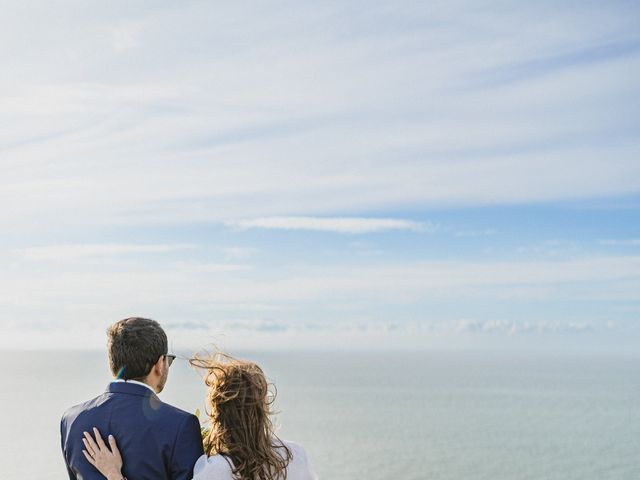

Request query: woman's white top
[{"left": 192, "top": 440, "right": 317, "bottom": 480}]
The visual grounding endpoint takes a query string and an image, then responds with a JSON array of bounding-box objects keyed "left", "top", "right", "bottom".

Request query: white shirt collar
[{"left": 111, "top": 378, "right": 157, "bottom": 394}]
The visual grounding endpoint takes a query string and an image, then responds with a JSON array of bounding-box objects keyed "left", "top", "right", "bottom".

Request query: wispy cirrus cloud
[
  {"left": 453, "top": 228, "right": 498, "bottom": 237},
  {"left": 598, "top": 239, "right": 640, "bottom": 246},
  {"left": 3, "top": 255, "right": 639, "bottom": 312},
  {"left": 17, "top": 243, "right": 195, "bottom": 260},
  {"left": 225, "top": 216, "right": 432, "bottom": 234},
  {"left": 1, "top": 2, "right": 639, "bottom": 232},
  {"left": 173, "top": 262, "right": 253, "bottom": 273},
  {"left": 222, "top": 246, "right": 260, "bottom": 260},
  {"left": 1, "top": 1, "right": 639, "bottom": 351},
  {"left": 1, "top": 253, "right": 638, "bottom": 349}
]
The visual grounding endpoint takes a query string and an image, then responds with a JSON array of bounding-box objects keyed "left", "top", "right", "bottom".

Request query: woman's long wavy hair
[{"left": 190, "top": 353, "right": 293, "bottom": 480}]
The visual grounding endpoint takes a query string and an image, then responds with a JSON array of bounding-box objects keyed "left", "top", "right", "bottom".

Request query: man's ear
[{"left": 152, "top": 355, "right": 164, "bottom": 375}]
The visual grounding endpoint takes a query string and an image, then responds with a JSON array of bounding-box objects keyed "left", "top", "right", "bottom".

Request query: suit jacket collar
[{"left": 107, "top": 381, "right": 159, "bottom": 399}]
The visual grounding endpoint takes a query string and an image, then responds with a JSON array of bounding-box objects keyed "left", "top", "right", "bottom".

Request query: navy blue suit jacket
[{"left": 61, "top": 382, "right": 204, "bottom": 480}]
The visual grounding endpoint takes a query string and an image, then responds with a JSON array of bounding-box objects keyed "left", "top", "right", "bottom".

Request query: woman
[{"left": 82, "top": 354, "right": 317, "bottom": 480}]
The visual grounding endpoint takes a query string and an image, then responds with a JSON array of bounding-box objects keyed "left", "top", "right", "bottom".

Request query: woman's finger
[
  {"left": 93, "top": 427, "right": 107, "bottom": 450},
  {"left": 82, "top": 437, "right": 95, "bottom": 457},
  {"left": 108, "top": 435, "right": 121, "bottom": 459},
  {"left": 83, "top": 430, "right": 100, "bottom": 454},
  {"left": 82, "top": 449, "right": 96, "bottom": 466}
]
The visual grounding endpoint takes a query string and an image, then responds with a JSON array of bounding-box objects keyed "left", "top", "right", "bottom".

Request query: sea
[{"left": 1, "top": 349, "right": 638, "bottom": 479}]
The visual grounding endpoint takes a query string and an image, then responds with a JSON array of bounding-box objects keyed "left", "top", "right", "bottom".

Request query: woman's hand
[{"left": 82, "top": 427, "right": 124, "bottom": 480}]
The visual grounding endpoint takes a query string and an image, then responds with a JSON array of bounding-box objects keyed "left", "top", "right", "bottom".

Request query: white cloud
[
  {"left": 112, "top": 21, "right": 145, "bottom": 53},
  {"left": 222, "top": 247, "right": 260, "bottom": 260},
  {"left": 454, "top": 229, "right": 497, "bottom": 237},
  {"left": 1, "top": 314, "right": 624, "bottom": 352},
  {"left": 452, "top": 319, "right": 596, "bottom": 335},
  {"left": 0, "top": 2, "right": 638, "bottom": 230},
  {"left": 1, "top": 256, "right": 638, "bottom": 330},
  {"left": 174, "top": 262, "right": 252, "bottom": 273},
  {"left": 598, "top": 239, "right": 640, "bottom": 246},
  {"left": 225, "top": 216, "right": 430, "bottom": 234},
  {"left": 516, "top": 240, "right": 581, "bottom": 258},
  {"left": 17, "top": 243, "right": 195, "bottom": 260},
  {"left": 166, "top": 317, "right": 605, "bottom": 336},
  {"left": 0, "top": 2, "right": 639, "bottom": 351}
]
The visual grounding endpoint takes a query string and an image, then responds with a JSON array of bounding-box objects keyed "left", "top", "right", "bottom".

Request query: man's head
[{"left": 107, "top": 317, "right": 171, "bottom": 393}]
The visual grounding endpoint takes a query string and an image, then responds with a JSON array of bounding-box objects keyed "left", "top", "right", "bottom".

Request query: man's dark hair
[{"left": 107, "top": 317, "right": 168, "bottom": 380}]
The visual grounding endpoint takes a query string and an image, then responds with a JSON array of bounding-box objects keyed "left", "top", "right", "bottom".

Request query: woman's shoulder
[
  {"left": 279, "top": 439, "right": 308, "bottom": 458},
  {"left": 277, "top": 439, "right": 317, "bottom": 480},
  {"left": 193, "top": 441, "right": 317, "bottom": 480},
  {"left": 273, "top": 438, "right": 304, "bottom": 450},
  {"left": 192, "top": 453, "right": 234, "bottom": 480}
]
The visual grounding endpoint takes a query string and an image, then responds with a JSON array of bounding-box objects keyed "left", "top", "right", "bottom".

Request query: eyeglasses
[{"left": 165, "top": 354, "right": 176, "bottom": 367}]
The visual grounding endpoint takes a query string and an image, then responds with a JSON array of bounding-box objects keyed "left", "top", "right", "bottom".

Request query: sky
[{"left": 1, "top": 0, "right": 639, "bottom": 351}]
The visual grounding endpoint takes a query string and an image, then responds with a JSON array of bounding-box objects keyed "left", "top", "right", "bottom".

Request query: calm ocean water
[{"left": 1, "top": 349, "right": 638, "bottom": 479}]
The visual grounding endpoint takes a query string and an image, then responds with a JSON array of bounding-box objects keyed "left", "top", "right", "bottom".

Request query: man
[{"left": 61, "top": 317, "right": 204, "bottom": 479}]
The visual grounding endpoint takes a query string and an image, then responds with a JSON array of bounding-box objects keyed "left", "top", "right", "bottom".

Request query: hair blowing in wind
[{"left": 190, "top": 354, "right": 293, "bottom": 480}]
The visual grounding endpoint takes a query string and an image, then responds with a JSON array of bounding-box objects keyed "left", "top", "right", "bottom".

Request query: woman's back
[{"left": 192, "top": 440, "right": 317, "bottom": 480}]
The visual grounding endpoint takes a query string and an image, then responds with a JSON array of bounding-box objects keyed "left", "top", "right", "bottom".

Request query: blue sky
[{"left": 1, "top": 1, "right": 639, "bottom": 351}]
